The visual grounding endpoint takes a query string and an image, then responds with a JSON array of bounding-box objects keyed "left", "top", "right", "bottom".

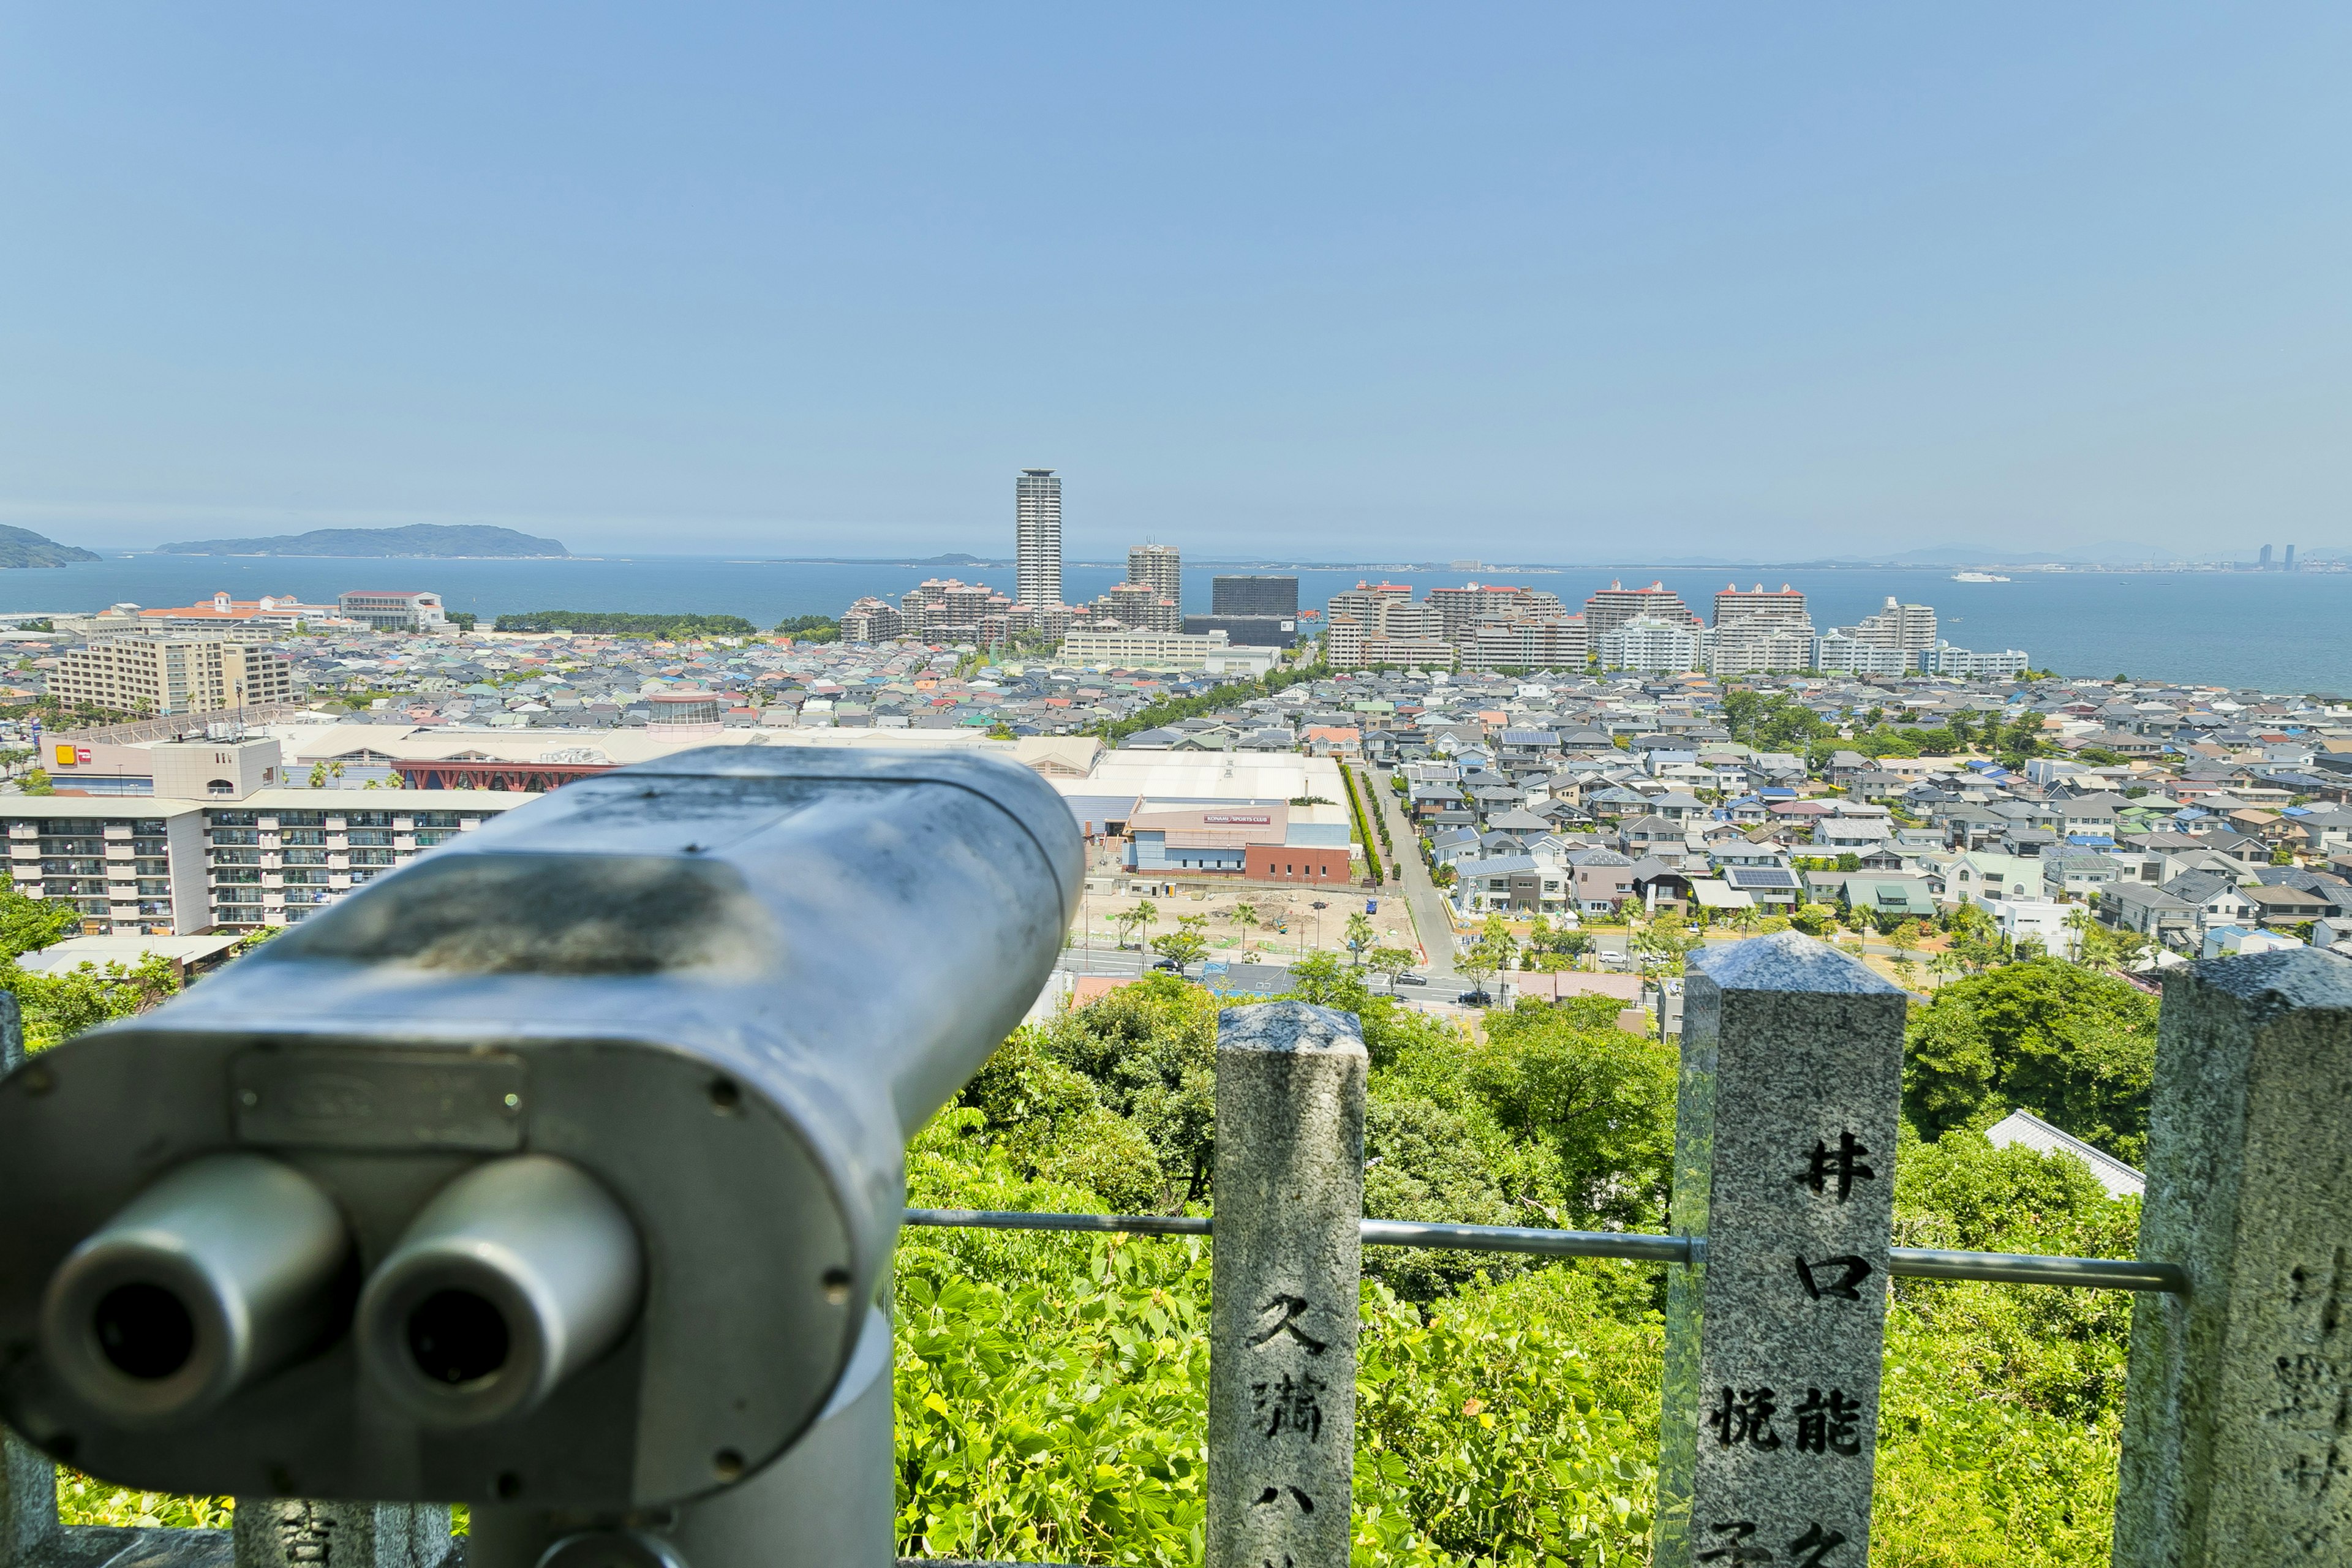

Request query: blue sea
[{"left": 2, "top": 555, "right": 2346, "bottom": 694}]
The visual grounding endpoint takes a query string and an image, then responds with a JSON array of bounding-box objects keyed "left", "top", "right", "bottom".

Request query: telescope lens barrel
[
  {"left": 40, "top": 1153, "right": 352, "bottom": 1423},
  {"left": 360, "top": 1155, "right": 643, "bottom": 1425}
]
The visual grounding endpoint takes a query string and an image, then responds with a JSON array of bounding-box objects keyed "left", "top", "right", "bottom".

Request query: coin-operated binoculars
[{"left": 0, "top": 748, "right": 1081, "bottom": 1568}]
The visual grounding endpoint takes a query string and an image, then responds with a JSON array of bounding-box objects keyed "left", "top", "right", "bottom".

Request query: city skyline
[{"left": 2, "top": 9, "right": 2346, "bottom": 562}]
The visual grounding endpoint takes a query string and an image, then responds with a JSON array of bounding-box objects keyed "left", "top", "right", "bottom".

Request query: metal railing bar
[
  {"left": 1359, "top": 1218, "right": 1693, "bottom": 1263},
  {"left": 1889, "top": 1247, "right": 2188, "bottom": 1294},
  {"left": 905, "top": 1207, "right": 1211, "bottom": 1236},
  {"left": 901, "top": 1209, "right": 2189, "bottom": 1294}
]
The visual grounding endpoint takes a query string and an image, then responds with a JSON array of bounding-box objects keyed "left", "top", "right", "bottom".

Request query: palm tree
[
  {"left": 1132, "top": 899, "right": 1158, "bottom": 951},
  {"left": 1344, "top": 911, "right": 1375, "bottom": 967}
]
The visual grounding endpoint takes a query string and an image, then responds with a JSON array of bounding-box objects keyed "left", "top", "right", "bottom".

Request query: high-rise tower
[
  {"left": 1016, "top": 469, "right": 1063, "bottom": 608},
  {"left": 1127, "top": 544, "right": 1181, "bottom": 604}
]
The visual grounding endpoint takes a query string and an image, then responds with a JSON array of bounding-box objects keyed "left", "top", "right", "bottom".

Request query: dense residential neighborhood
[
  {"left": 4, "top": 587, "right": 2349, "bottom": 969},
  {"left": 1101, "top": 661, "right": 2352, "bottom": 968}
]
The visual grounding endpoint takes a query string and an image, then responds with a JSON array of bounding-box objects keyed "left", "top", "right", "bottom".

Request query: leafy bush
[{"left": 1902, "top": 959, "right": 2157, "bottom": 1161}]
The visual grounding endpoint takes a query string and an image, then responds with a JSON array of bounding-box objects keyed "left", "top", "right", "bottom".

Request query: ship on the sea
[{"left": 1951, "top": 571, "right": 2011, "bottom": 582}]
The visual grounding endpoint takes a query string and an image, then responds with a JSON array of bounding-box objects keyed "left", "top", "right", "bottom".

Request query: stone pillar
[
  {"left": 1, "top": 1431, "right": 58, "bottom": 1568},
  {"left": 233, "top": 1500, "right": 456, "bottom": 1568},
  {"left": 1207, "top": 1001, "right": 1365, "bottom": 1568},
  {"left": 1655, "top": 932, "right": 1908, "bottom": 1568},
  {"left": 0, "top": 991, "right": 23, "bottom": 1074},
  {"left": 2114, "top": 950, "right": 2352, "bottom": 1564}
]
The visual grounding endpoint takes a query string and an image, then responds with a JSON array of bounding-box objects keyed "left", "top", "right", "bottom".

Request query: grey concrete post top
[
  {"left": 2165, "top": 945, "right": 2352, "bottom": 1011},
  {"left": 1687, "top": 930, "right": 1904, "bottom": 997},
  {"left": 1216, "top": 1000, "right": 1366, "bottom": 1057}
]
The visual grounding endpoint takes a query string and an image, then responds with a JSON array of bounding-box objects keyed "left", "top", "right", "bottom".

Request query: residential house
[{"left": 2097, "top": 881, "right": 2197, "bottom": 946}]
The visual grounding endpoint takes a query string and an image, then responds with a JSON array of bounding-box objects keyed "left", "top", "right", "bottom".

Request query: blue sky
[{"left": 1, "top": 5, "right": 2345, "bottom": 560}]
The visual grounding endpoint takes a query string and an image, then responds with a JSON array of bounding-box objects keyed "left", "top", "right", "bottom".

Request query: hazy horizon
[{"left": 4, "top": 6, "right": 2346, "bottom": 561}]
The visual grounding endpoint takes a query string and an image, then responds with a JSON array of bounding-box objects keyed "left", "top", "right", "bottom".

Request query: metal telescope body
[{"left": 0, "top": 746, "right": 1080, "bottom": 1558}]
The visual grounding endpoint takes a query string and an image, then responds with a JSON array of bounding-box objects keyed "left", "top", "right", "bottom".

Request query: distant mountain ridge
[
  {"left": 0, "top": 526, "right": 102, "bottom": 568},
  {"left": 156, "top": 524, "right": 569, "bottom": 558}
]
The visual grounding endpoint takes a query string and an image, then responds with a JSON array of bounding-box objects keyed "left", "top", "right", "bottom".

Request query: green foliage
[
  {"left": 1150, "top": 927, "right": 1208, "bottom": 969},
  {"left": 491, "top": 609, "right": 760, "bottom": 638},
  {"left": 1789, "top": 901, "right": 1839, "bottom": 937},
  {"left": 1902, "top": 958, "right": 2158, "bottom": 1162},
  {"left": 985, "top": 974, "right": 1223, "bottom": 1209},
  {"left": 7, "top": 955, "right": 183, "bottom": 1054},
  {"left": 1091, "top": 661, "right": 1329, "bottom": 745},
  {"left": 775, "top": 613, "right": 843, "bottom": 642},
  {"left": 0, "top": 881, "right": 77, "bottom": 962},
  {"left": 1719, "top": 688, "right": 1834, "bottom": 753},
  {"left": 1874, "top": 1129, "right": 2143, "bottom": 1564},
  {"left": 1470, "top": 1000, "right": 1677, "bottom": 1231},
  {"left": 1357, "top": 1268, "right": 1660, "bottom": 1564},
  {"left": 20, "top": 767, "right": 55, "bottom": 795},
  {"left": 1338, "top": 764, "right": 1383, "bottom": 884},
  {"left": 54, "top": 1473, "right": 232, "bottom": 1530},
  {"left": 897, "top": 1117, "right": 1212, "bottom": 1566}
]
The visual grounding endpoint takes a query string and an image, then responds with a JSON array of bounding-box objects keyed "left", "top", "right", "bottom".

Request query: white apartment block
[
  {"left": 1056, "top": 628, "right": 1278, "bottom": 674},
  {"left": 52, "top": 635, "right": 296, "bottom": 717},
  {"left": 198, "top": 789, "right": 523, "bottom": 929},
  {"left": 1460, "top": 617, "right": 1588, "bottom": 673},
  {"left": 1847, "top": 595, "right": 1939, "bottom": 652},
  {"left": 2, "top": 801, "right": 208, "bottom": 935},
  {"left": 337, "top": 590, "right": 450, "bottom": 630},
  {"left": 1325, "top": 617, "right": 1460, "bottom": 672},
  {"left": 1706, "top": 619, "right": 1818, "bottom": 675},
  {"left": 1597, "top": 614, "right": 1705, "bottom": 673},
  {"left": 1814, "top": 630, "right": 1914, "bottom": 677},
  {"left": 1924, "top": 643, "right": 2032, "bottom": 680},
  {"left": 1016, "top": 469, "right": 1063, "bottom": 608},
  {"left": 2, "top": 790, "right": 525, "bottom": 935}
]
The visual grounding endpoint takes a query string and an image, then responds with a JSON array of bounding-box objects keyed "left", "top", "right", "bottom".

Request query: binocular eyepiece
[
  {"left": 0, "top": 747, "right": 1081, "bottom": 1508},
  {"left": 42, "top": 1152, "right": 641, "bottom": 1433},
  {"left": 42, "top": 1153, "right": 352, "bottom": 1423},
  {"left": 357, "top": 1155, "right": 644, "bottom": 1425}
]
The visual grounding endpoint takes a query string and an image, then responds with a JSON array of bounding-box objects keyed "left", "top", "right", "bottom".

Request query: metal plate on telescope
[{"left": 232, "top": 1047, "right": 528, "bottom": 1150}]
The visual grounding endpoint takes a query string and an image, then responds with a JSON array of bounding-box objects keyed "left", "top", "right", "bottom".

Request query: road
[{"left": 1357, "top": 762, "right": 1462, "bottom": 985}]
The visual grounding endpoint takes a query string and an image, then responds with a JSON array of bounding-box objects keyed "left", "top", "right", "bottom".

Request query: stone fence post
[
  {"left": 1207, "top": 1001, "right": 1366, "bottom": 1568},
  {"left": 0, "top": 992, "right": 23, "bottom": 1075},
  {"left": 230, "top": 1502, "right": 454, "bottom": 1568},
  {"left": 1655, "top": 932, "right": 1908, "bottom": 1568},
  {"left": 2115, "top": 949, "right": 2352, "bottom": 1564},
  {"left": 1, "top": 1433, "right": 57, "bottom": 1568}
]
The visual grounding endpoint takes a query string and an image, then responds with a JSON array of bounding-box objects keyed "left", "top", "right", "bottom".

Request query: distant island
[
  {"left": 156, "top": 524, "right": 570, "bottom": 558},
  {"left": 0, "top": 526, "right": 102, "bottom": 568}
]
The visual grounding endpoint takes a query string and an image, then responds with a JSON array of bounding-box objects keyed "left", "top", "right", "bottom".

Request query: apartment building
[
  {"left": 1460, "top": 616, "right": 1589, "bottom": 673},
  {"left": 1426, "top": 583, "right": 1567, "bottom": 641},
  {"left": 2, "top": 788, "right": 524, "bottom": 933},
  {"left": 337, "top": 590, "right": 450, "bottom": 631},
  {"left": 198, "top": 789, "right": 522, "bottom": 929},
  {"left": 1326, "top": 617, "right": 1458, "bottom": 671},
  {"left": 1711, "top": 582, "right": 1811, "bottom": 629},
  {"left": 1583, "top": 581, "right": 1702, "bottom": 641},
  {"left": 1, "top": 800, "right": 208, "bottom": 935},
  {"left": 51, "top": 635, "right": 297, "bottom": 717},
  {"left": 1125, "top": 545, "right": 1183, "bottom": 626},
  {"left": 1848, "top": 595, "right": 1939, "bottom": 653},
  {"left": 1597, "top": 614, "right": 1705, "bottom": 674},
  {"left": 1055, "top": 629, "right": 1278, "bottom": 674},
  {"left": 1015, "top": 469, "right": 1063, "bottom": 608},
  {"left": 1090, "top": 581, "right": 1180, "bottom": 633}
]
